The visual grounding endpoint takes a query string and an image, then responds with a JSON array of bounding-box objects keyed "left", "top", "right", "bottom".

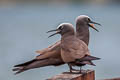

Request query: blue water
[{"left": 0, "top": 3, "right": 120, "bottom": 80}]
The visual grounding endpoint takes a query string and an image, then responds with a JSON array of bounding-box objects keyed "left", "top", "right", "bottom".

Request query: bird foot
[
  {"left": 71, "top": 68, "right": 80, "bottom": 71},
  {"left": 63, "top": 72, "right": 74, "bottom": 74},
  {"left": 79, "top": 69, "right": 87, "bottom": 74},
  {"left": 63, "top": 69, "right": 87, "bottom": 74}
]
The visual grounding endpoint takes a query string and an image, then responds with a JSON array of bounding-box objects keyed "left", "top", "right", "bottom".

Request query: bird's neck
[
  {"left": 61, "top": 32, "right": 75, "bottom": 41},
  {"left": 76, "top": 24, "right": 89, "bottom": 46}
]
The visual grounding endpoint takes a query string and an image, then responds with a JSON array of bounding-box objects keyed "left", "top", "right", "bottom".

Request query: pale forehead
[
  {"left": 57, "top": 23, "right": 73, "bottom": 28},
  {"left": 76, "top": 15, "right": 90, "bottom": 20}
]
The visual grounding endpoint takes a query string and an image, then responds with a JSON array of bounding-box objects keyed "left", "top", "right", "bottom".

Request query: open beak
[
  {"left": 88, "top": 21, "right": 101, "bottom": 32},
  {"left": 47, "top": 29, "right": 60, "bottom": 38}
]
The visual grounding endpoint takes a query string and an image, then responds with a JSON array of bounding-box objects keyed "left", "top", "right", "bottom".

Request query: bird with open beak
[
  {"left": 12, "top": 15, "right": 101, "bottom": 74},
  {"left": 48, "top": 15, "right": 100, "bottom": 38},
  {"left": 46, "top": 16, "right": 101, "bottom": 71},
  {"left": 47, "top": 23, "right": 100, "bottom": 73}
]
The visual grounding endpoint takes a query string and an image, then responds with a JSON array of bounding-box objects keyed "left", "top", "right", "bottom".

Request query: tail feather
[
  {"left": 14, "top": 69, "right": 24, "bottom": 75},
  {"left": 13, "top": 59, "right": 36, "bottom": 75},
  {"left": 75, "top": 61, "right": 96, "bottom": 66},
  {"left": 14, "top": 59, "right": 37, "bottom": 67},
  {"left": 77, "top": 55, "right": 101, "bottom": 61},
  {"left": 13, "top": 58, "right": 64, "bottom": 74},
  {"left": 12, "top": 67, "right": 25, "bottom": 75},
  {"left": 81, "top": 61, "right": 96, "bottom": 66},
  {"left": 12, "top": 68, "right": 21, "bottom": 71},
  {"left": 75, "top": 55, "right": 100, "bottom": 66},
  {"left": 90, "top": 61, "right": 96, "bottom": 66}
]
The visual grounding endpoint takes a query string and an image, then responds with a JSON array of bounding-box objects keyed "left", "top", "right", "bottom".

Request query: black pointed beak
[
  {"left": 47, "top": 29, "right": 60, "bottom": 38},
  {"left": 90, "top": 21, "right": 101, "bottom": 26},
  {"left": 88, "top": 24, "right": 99, "bottom": 32},
  {"left": 47, "top": 29, "right": 58, "bottom": 33},
  {"left": 88, "top": 20, "right": 101, "bottom": 32}
]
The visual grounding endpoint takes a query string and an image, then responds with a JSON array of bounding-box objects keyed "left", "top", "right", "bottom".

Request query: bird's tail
[
  {"left": 79, "top": 55, "right": 101, "bottom": 61},
  {"left": 12, "top": 58, "right": 64, "bottom": 75},
  {"left": 12, "top": 59, "right": 36, "bottom": 75},
  {"left": 80, "top": 61, "right": 96, "bottom": 66},
  {"left": 75, "top": 55, "right": 100, "bottom": 66}
]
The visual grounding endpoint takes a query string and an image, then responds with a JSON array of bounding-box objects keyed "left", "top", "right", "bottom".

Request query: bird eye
[
  {"left": 88, "top": 18, "right": 91, "bottom": 22},
  {"left": 58, "top": 26, "right": 63, "bottom": 30}
]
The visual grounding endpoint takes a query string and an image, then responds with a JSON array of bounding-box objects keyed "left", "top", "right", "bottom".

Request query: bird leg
[
  {"left": 79, "top": 66, "right": 87, "bottom": 74},
  {"left": 72, "top": 68, "right": 80, "bottom": 71},
  {"left": 80, "top": 66, "right": 82, "bottom": 73},
  {"left": 68, "top": 64, "right": 80, "bottom": 73},
  {"left": 68, "top": 64, "right": 73, "bottom": 73}
]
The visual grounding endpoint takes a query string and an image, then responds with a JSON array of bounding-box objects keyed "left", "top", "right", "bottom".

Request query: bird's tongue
[{"left": 89, "top": 23, "right": 99, "bottom": 32}]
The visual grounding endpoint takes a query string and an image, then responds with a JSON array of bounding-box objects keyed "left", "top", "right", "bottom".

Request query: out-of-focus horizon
[
  {"left": 0, "top": 0, "right": 120, "bottom": 6},
  {"left": 0, "top": 0, "right": 120, "bottom": 80}
]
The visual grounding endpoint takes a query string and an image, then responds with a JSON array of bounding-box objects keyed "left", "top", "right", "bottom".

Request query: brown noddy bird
[
  {"left": 36, "top": 15, "right": 100, "bottom": 69},
  {"left": 47, "top": 23, "right": 100, "bottom": 73},
  {"left": 12, "top": 15, "right": 101, "bottom": 74}
]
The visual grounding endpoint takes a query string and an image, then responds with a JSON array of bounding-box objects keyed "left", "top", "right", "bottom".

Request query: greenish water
[{"left": 0, "top": 3, "right": 120, "bottom": 80}]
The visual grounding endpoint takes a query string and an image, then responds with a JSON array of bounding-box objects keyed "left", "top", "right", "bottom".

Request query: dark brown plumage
[
  {"left": 48, "top": 23, "right": 100, "bottom": 73},
  {"left": 13, "top": 15, "right": 101, "bottom": 74}
]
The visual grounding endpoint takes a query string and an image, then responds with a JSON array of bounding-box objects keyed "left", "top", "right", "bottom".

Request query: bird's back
[
  {"left": 36, "top": 41, "right": 61, "bottom": 60},
  {"left": 61, "top": 36, "right": 90, "bottom": 63}
]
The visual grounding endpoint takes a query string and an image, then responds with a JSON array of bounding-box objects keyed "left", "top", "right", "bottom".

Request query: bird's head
[
  {"left": 47, "top": 23, "right": 74, "bottom": 38},
  {"left": 76, "top": 15, "right": 101, "bottom": 32}
]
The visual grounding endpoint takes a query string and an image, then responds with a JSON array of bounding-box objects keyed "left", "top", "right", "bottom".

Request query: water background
[{"left": 0, "top": 2, "right": 120, "bottom": 80}]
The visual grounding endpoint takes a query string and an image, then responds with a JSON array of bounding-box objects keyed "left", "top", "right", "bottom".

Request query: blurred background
[{"left": 0, "top": 0, "right": 120, "bottom": 80}]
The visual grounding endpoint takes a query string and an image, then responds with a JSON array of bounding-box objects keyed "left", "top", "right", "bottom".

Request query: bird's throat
[{"left": 76, "top": 24, "right": 89, "bottom": 46}]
